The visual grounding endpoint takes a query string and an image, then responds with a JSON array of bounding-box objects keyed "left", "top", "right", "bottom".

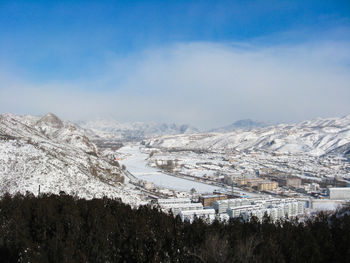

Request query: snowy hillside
[
  {"left": 77, "top": 119, "right": 199, "bottom": 141},
  {"left": 0, "top": 113, "right": 142, "bottom": 204},
  {"left": 145, "top": 115, "right": 350, "bottom": 157}
]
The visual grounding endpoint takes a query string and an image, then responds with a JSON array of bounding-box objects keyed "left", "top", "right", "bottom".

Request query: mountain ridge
[
  {"left": 145, "top": 115, "right": 350, "bottom": 158},
  {"left": 77, "top": 119, "right": 200, "bottom": 141},
  {"left": 0, "top": 113, "right": 142, "bottom": 204}
]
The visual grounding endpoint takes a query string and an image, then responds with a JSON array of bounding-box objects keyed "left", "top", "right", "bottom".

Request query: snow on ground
[
  {"left": 0, "top": 113, "right": 145, "bottom": 206},
  {"left": 118, "top": 144, "right": 264, "bottom": 198},
  {"left": 143, "top": 115, "right": 350, "bottom": 183},
  {"left": 118, "top": 145, "right": 219, "bottom": 194},
  {"left": 0, "top": 139, "right": 143, "bottom": 205},
  {"left": 145, "top": 115, "right": 350, "bottom": 157}
]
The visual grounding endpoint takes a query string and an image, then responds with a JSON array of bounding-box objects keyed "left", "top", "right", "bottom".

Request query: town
[{"left": 116, "top": 143, "right": 350, "bottom": 222}]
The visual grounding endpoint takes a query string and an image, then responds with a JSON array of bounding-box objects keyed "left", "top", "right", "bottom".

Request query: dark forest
[{"left": 0, "top": 193, "right": 350, "bottom": 263}]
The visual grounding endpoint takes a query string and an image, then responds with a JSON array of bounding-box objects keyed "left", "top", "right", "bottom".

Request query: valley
[{"left": 1, "top": 112, "right": 350, "bottom": 213}]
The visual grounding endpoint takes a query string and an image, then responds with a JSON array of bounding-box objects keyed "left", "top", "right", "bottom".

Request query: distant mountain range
[
  {"left": 145, "top": 115, "right": 350, "bottom": 158},
  {"left": 77, "top": 119, "right": 199, "bottom": 142},
  {"left": 76, "top": 118, "right": 276, "bottom": 142}
]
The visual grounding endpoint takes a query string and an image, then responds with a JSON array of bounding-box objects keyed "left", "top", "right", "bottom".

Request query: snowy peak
[
  {"left": 0, "top": 113, "right": 97, "bottom": 154},
  {"left": 36, "top": 113, "right": 64, "bottom": 129},
  {"left": 35, "top": 113, "right": 66, "bottom": 139},
  {"left": 212, "top": 119, "right": 270, "bottom": 132}
]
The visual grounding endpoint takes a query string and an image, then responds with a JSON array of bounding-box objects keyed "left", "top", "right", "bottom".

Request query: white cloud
[{"left": 1, "top": 40, "right": 350, "bottom": 128}]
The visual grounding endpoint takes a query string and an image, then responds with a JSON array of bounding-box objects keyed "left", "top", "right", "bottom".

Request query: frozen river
[{"left": 117, "top": 145, "right": 219, "bottom": 194}]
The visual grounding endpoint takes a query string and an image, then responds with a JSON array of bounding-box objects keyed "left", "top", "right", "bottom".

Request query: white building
[
  {"left": 157, "top": 198, "right": 191, "bottom": 206},
  {"left": 218, "top": 196, "right": 305, "bottom": 221},
  {"left": 160, "top": 202, "right": 203, "bottom": 215},
  {"left": 227, "top": 204, "right": 261, "bottom": 218},
  {"left": 327, "top": 187, "right": 350, "bottom": 200},
  {"left": 310, "top": 199, "right": 346, "bottom": 210},
  {"left": 179, "top": 209, "right": 216, "bottom": 223}
]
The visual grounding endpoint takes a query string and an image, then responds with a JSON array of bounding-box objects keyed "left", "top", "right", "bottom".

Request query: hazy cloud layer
[{"left": 1, "top": 41, "right": 350, "bottom": 129}]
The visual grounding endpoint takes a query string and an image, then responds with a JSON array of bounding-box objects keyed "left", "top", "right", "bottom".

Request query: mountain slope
[
  {"left": 145, "top": 115, "right": 350, "bottom": 157},
  {"left": 0, "top": 113, "right": 142, "bottom": 204}
]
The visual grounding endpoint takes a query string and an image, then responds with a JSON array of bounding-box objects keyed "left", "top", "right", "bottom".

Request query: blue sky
[{"left": 1, "top": 0, "right": 350, "bottom": 127}]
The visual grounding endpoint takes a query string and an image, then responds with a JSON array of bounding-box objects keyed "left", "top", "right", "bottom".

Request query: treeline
[{"left": 0, "top": 193, "right": 350, "bottom": 263}]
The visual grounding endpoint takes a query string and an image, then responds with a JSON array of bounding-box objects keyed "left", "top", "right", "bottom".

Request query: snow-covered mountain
[
  {"left": 144, "top": 115, "right": 350, "bottom": 158},
  {"left": 0, "top": 113, "right": 142, "bottom": 204},
  {"left": 211, "top": 119, "right": 270, "bottom": 132},
  {"left": 77, "top": 119, "right": 199, "bottom": 141}
]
